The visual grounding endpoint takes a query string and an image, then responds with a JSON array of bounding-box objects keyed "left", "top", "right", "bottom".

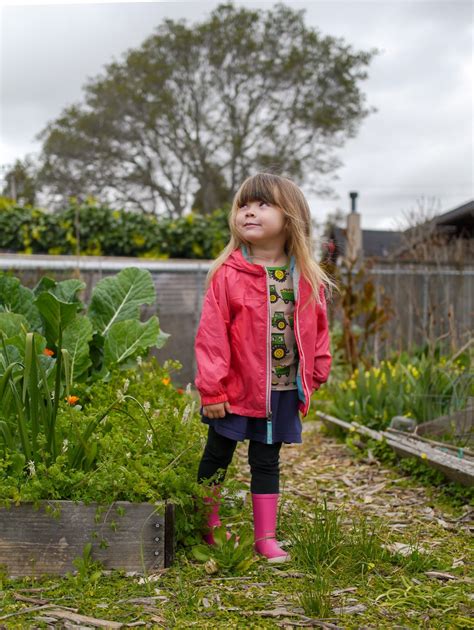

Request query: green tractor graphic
[
  {"left": 271, "top": 333, "right": 289, "bottom": 360},
  {"left": 269, "top": 285, "right": 280, "bottom": 304},
  {"left": 280, "top": 288, "right": 294, "bottom": 304},
  {"left": 272, "top": 311, "right": 287, "bottom": 330},
  {"left": 268, "top": 268, "right": 287, "bottom": 282},
  {"left": 275, "top": 365, "right": 291, "bottom": 379}
]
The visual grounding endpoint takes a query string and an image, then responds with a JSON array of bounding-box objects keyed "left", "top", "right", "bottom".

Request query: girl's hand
[{"left": 202, "top": 401, "right": 232, "bottom": 419}]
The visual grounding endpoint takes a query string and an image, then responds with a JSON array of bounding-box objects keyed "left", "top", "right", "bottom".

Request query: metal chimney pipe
[
  {"left": 349, "top": 191, "right": 358, "bottom": 213},
  {"left": 346, "top": 191, "right": 362, "bottom": 263}
]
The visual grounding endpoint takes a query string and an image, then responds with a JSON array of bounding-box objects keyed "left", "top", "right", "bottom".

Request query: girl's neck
[{"left": 248, "top": 245, "right": 288, "bottom": 267}]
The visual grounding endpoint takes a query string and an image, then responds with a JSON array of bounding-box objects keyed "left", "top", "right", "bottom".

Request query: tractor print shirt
[{"left": 265, "top": 263, "right": 298, "bottom": 390}]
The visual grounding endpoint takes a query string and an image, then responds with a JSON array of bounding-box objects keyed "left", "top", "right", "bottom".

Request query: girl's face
[{"left": 236, "top": 199, "right": 286, "bottom": 245}]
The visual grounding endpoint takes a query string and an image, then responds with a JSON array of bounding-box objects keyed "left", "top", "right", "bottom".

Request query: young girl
[{"left": 194, "top": 172, "right": 336, "bottom": 562}]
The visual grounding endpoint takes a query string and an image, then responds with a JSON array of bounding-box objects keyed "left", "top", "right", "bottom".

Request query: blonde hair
[{"left": 204, "top": 172, "right": 338, "bottom": 311}]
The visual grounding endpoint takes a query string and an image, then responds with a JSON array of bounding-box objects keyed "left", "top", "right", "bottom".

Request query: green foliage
[
  {"left": 0, "top": 357, "right": 211, "bottom": 545},
  {"left": 70, "top": 542, "right": 104, "bottom": 586},
  {"left": 0, "top": 197, "right": 230, "bottom": 259},
  {"left": 0, "top": 267, "right": 169, "bottom": 473},
  {"left": 328, "top": 349, "right": 472, "bottom": 431},
  {"left": 190, "top": 524, "right": 258, "bottom": 576},
  {"left": 284, "top": 497, "right": 443, "bottom": 620},
  {"left": 298, "top": 570, "right": 332, "bottom": 618}
]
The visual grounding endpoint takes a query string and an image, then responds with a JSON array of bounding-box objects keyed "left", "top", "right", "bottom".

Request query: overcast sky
[{"left": 0, "top": 0, "right": 472, "bottom": 230}]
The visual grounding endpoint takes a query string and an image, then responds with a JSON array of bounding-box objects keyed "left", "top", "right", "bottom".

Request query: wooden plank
[
  {"left": 164, "top": 500, "right": 175, "bottom": 568},
  {"left": 317, "top": 412, "right": 474, "bottom": 487},
  {"left": 0, "top": 500, "right": 170, "bottom": 578},
  {"left": 414, "top": 401, "right": 474, "bottom": 444},
  {"left": 387, "top": 427, "right": 474, "bottom": 459},
  {"left": 384, "top": 431, "right": 474, "bottom": 487}
]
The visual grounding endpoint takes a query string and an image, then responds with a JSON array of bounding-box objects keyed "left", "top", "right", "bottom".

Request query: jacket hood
[{"left": 224, "top": 244, "right": 297, "bottom": 277}]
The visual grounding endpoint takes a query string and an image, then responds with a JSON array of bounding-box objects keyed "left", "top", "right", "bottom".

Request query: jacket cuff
[{"left": 200, "top": 393, "right": 228, "bottom": 406}]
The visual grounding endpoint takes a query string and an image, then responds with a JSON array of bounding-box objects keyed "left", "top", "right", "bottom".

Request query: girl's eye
[{"left": 239, "top": 201, "right": 268, "bottom": 209}]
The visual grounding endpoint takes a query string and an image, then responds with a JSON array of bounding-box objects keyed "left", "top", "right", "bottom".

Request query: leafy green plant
[
  {"left": 0, "top": 358, "right": 217, "bottom": 547},
  {"left": 0, "top": 196, "right": 230, "bottom": 259},
  {"left": 191, "top": 523, "right": 258, "bottom": 575},
  {"left": 0, "top": 268, "right": 169, "bottom": 470},
  {"left": 329, "top": 350, "right": 472, "bottom": 430},
  {"left": 69, "top": 542, "right": 104, "bottom": 587}
]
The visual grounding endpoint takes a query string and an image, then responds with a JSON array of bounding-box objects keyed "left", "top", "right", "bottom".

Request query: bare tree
[
  {"left": 391, "top": 195, "right": 470, "bottom": 264},
  {"left": 32, "top": 1, "right": 378, "bottom": 216}
]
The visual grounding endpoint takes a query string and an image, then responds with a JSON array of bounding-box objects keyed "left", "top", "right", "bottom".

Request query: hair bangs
[{"left": 235, "top": 174, "right": 280, "bottom": 208}]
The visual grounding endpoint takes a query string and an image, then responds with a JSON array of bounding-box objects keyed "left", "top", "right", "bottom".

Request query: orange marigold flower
[
  {"left": 176, "top": 388, "right": 184, "bottom": 394},
  {"left": 43, "top": 348, "right": 54, "bottom": 357},
  {"left": 66, "top": 395, "right": 80, "bottom": 405},
  {"left": 162, "top": 377, "right": 170, "bottom": 386}
]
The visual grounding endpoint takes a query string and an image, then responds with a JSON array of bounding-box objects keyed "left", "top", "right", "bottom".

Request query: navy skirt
[{"left": 200, "top": 389, "right": 302, "bottom": 445}]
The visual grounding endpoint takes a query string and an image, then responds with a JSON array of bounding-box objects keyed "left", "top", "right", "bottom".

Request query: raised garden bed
[{"left": 0, "top": 500, "right": 175, "bottom": 578}]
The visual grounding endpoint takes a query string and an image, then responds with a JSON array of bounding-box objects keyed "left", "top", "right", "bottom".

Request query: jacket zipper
[{"left": 265, "top": 269, "right": 273, "bottom": 444}]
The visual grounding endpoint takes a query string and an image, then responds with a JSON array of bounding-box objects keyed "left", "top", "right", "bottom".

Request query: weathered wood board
[
  {"left": 318, "top": 411, "right": 474, "bottom": 487},
  {"left": 415, "top": 398, "right": 474, "bottom": 446},
  {"left": 0, "top": 500, "right": 175, "bottom": 578}
]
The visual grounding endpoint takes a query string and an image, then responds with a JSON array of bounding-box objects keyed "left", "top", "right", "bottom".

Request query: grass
[
  {"left": 1, "top": 492, "right": 472, "bottom": 629},
  {"left": 1, "top": 409, "right": 473, "bottom": 629}
]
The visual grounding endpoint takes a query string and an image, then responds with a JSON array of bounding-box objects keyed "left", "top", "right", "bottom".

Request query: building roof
[
  {"left": 331, "top": 226, "right": 403, "bottom": 258},
  {"left": 329, "top": 199, "right": 473, "bottom": 260}
]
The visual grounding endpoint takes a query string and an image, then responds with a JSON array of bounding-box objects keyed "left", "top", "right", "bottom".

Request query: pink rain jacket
[{"left": 194, "top": 245, "right": 332, "bottom": 419}]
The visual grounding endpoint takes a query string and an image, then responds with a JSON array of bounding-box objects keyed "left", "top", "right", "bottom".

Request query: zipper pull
[{"left": 266, "top": 412, "right": 273, "bottom": 445}]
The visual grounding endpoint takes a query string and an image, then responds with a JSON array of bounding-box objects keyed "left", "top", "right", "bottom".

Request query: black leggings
[{"left": 197, "top": 425, "right": 283, "bottom": 493}]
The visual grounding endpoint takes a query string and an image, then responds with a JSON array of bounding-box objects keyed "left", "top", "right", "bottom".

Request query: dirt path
[
  {"left": 229, "top": 420, "right": 473, "bottom": 627},
  {"left": 235, "top": 420, "right": 472, "bottom": 532}
]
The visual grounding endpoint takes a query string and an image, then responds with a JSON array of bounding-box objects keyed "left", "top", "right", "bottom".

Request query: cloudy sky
[{"left": 0, "top": 0, "right": 472, "bottom": 230}]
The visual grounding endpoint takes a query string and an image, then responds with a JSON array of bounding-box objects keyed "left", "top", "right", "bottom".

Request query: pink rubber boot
[
  {"left": 251, "top": 493, "right": 290, "bottom": 562},
  {"left": 202, "top": 485, "right": 235, "bottom": 546}
]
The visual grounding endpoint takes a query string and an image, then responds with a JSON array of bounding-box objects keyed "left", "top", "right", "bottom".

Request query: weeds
[{"left": 191, "top": 523, "right": 258, "bottom": 575}]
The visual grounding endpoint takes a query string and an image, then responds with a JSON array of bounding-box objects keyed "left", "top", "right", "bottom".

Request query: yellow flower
[
  {"left": 162, "top": 377, "right": 170, "bottom": 386},
  {"left": 421, "top": 452, "right": 428, "bottom": 460},
  {"left": 132, "top": 234, "right": 146, "bottom": 247}
]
